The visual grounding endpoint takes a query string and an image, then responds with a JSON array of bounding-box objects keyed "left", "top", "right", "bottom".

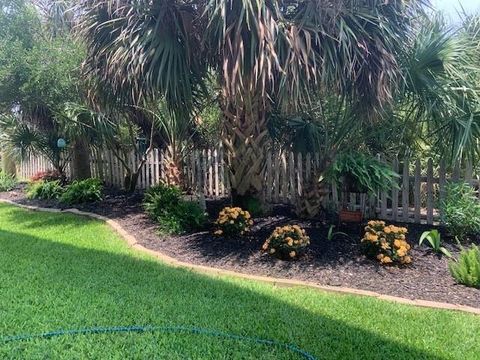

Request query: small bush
[
  {"left": 440, "top": 182, "right": 480, "bottom": 239},
  {"left": 262, "top": 225, "right": 310, "bottom": 260},
  {"left": 0, "top": 172, "right": 17, "bottom": 192},
  {"left": 213, "top": 207, "right": 253, "bottom": 237},
  {"left": 26, "top": 180, "right": 63, "bottom": 200},
  {"left": 143, "top": 183, "right": 207, "bottom": 235},
  {"left": 30, "top": 170, "right": 63, "bottom": 183},
  {"left": 449, "top": 245, "right": 480, "bottom": 288},
  {"left": 362, "top": 220, "right": 412, "bottom": 265},
  {"left": 60, "top": 178, "right": 103, "bottom": 205}
]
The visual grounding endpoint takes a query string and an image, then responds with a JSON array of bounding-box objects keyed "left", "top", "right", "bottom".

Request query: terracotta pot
[{"left": 339, "top": 209, "right": 363, "bottom": 223}]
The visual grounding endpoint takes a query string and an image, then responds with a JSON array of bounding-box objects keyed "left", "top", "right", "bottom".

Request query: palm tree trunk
[
  {"left": 163, "top": 144, "right": 183, "bottom": 187},
  {"left": 1, "top": 151, "right": 16, "bottom": 177},
  {"left": 222, "top": 97, "right": 269, "bottom": 208},
  {"left": 295, "top": 158, "right": 333, "bottom": 219},
  {"left": 71, "top": 139, "right": 91, "bottom": 180}
]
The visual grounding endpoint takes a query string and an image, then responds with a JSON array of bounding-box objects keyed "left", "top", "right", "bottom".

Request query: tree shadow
[{"left": 0, "top": 214, "right": 461, "bottom": 359}]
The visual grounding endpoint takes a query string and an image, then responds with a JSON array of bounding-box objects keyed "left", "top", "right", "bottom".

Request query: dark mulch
[{"left": 2, "top": 185, "right": 479, "bottom": 309}]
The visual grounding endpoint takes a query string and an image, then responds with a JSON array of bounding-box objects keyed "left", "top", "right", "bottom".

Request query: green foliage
[
  {"left": 449, "top": 245, "right": 480, "bottom": 288},
  {"left": 143, "top": 184, "right": 206, "bottom": 235},
  {"left": 0, "top": 171, "right": 17, "bottom": 192},
  {"left": 59, "top": 178, "right": 103, "bottom": 205},
  {"left": 419, "top": 229, "right": 452, "bottom": 258},
  {"left": 440, "top": 182, "right": 480, "bottom": 239},
  {"left": 26, "top": 180, "right": 63, "bottom": 200},
  {"left": 327, "top": 225, "right": 349, "bottom": 241},
  {"left": 327, "top": 152, "right": 399, "bottom": 194}
]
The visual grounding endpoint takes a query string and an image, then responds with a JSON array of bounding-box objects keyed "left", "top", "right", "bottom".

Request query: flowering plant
[
  {"left": 262, "top": 225, "right": 310, "bottom": 260},
  {"left": 213, "top": 207, "right": 253, "bottom": 237},
  {"left": 362, "top": 220, "right": 411, "bottom": 265}
]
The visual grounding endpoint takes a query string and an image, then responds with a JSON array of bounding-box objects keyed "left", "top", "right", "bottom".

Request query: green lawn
[{"left": 0, "top": 203, "right": 479, "bottom": 359}]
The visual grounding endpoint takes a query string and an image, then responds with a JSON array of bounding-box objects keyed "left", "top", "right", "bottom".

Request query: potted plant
[{"left": 327, "top": 152, "right": 399, "bottom": 223}]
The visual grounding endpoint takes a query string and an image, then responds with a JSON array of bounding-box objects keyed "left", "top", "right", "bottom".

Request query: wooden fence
[{"left": 17, "top": 148, "right": 480, "bottom": 225}]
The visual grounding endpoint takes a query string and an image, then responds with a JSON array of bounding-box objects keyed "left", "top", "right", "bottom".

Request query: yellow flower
[
  {"left": 393, "top": 239, "right": 403, "bottom": 249},
  {"left": 384, "top": 227, "right": 392, "bottom": 234},
  {"left": 397, "top": 247, "right": 407, "bottom": 257},
  {"left": 403, "top": 256, "right": 412, "bottom": 264},
  {"left": 377, "top": 254, "right": 384, "bottom": 261},
  {"left": 381, "top": 256, "right": 393, "bottom": 264},
  {"left": 214, "top": 230, "right": 223, "bottom": 236},
  {"left": 248, "top": 220, "right": 254, "bottom": 226},
  {"left": 229, "top": 220, "right": 234, "bottom": 224},
  {"left": 289, "top": 251, "right": 296, "bottom": 258}
]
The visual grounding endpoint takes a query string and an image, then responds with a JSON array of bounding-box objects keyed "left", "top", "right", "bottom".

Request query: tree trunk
[
  {"left": 124, "top": 170, "right": 140, "bottom": 193},
  {"left": 222, "top": 98, "right": 269, "bottom": 209},
  {"left": 71, "top": 139, "right": 91, "bottom": 180},
  {"left": 1, "top": 151, "right": 16, "bottom": 177},
  {"left": 295, "top": 158, "right": 333, "bottom": 219},
  {"left": 163, "top": 145, "right": 183, "bottom": 187}
]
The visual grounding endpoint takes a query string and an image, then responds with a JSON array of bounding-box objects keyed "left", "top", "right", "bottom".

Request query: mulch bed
[{"left": 2, "top": 185, "right": 479, "bottom": 309}]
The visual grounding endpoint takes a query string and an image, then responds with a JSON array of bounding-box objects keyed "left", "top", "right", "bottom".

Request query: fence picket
[
  {"left": 414, "top": 159, "right": 421, "bottom": 223},
  {"left": 426, "top": 158, "right": 434, "bottom": 225},
  {"left": 402, "top": 159, "right": 410, "bottom": 222}
]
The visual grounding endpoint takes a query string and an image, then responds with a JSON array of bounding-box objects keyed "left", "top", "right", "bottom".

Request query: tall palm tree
[{"left": 77, "top": 0, "right": 426, "bottom": 206}]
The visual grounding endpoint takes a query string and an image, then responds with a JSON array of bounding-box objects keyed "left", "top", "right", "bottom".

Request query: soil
[{"left": 1, "top": 185, "right": 479, "bottom": 309}]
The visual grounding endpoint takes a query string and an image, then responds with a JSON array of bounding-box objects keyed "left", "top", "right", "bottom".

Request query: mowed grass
[{"left": 0, "top": 204, "right": 479, "bottom": 359}]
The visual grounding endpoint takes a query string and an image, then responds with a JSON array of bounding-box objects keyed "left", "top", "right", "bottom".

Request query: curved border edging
[{"left": 1, "top": 198, "right": 479, "bottom": 316}]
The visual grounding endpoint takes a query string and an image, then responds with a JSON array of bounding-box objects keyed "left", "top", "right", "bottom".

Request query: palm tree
[{"left": 77, "top": 0, "right": 426, "bottom": 207}]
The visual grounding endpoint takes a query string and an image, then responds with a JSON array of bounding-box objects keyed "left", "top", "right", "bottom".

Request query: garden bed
[{"left": 1, "top": 185, "right": 479, "bottom": 309}]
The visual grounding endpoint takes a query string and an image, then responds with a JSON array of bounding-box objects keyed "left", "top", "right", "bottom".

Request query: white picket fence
[{"left": 17, "top": 148, "right": 480, "bottom": 225}]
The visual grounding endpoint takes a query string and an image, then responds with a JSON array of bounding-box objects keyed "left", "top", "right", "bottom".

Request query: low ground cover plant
[
  {"left": 26, "top": 180, "right": 64, "bottom": 200},
  {"left": 449, "top": 245, "right": 480, "bottom": 288},
  {"left": 213, "top": 207, "right": 253, "bottom": 237},
  {"left": 0, "top": 171, "right": 17, "bottom": 192},
  {"left": 362, "top": 220, "right": 411, "bottom": 265},
  {"left": 143, "top": 183, "right": 206, "bottom": 234},
  {"left": 419, "top": 229, "right": 452, "bottom": 258},
  {"left": 59, "top": 178, "right": 103, "bottom": 205},
  {"left": 262, "top": 225, "right": 310, "bottom": 260},
  {"left": 440, "top": 182, "right": 480, "bottom": 240}
]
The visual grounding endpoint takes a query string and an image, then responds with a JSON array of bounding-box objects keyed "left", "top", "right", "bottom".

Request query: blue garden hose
[{"left": 1, "top": 325, "right": 317, "bottom": 360}]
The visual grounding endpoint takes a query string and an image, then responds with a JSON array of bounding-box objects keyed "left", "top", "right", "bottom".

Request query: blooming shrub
[
  {"left": 30, "top": 170, "right": 63, "bottom": 182},
  {"left": 262, "top": 225, "right": 310, "bottom": 260},
  {"left": 362, "top": 220, "right": 412, "bottom": 265},
  {"left": 213, "top": 207, "right": 253, "bottom": 237}
]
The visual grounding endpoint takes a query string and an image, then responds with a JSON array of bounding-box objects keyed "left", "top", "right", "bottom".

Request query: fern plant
[{"left": 449, "top": 245, "right": 480, "bottom": 288}]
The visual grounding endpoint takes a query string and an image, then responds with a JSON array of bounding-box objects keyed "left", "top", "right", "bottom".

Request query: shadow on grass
[{"left": 0, "top": 206, "right": 457, "bottom": 359}]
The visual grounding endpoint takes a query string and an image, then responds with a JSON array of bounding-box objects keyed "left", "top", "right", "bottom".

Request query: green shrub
[
  {"left": 449, "top": 245, "right": 480, "bottom": 288},
  {"left": 0, "top": 172, "right": 17, "bottom": 192},
  {"left": 440, "top": 182, "right": 480, "bottom": 239},
  {"left": 60, "top": 178, "right": 103, "bottom": 205},
  {"left": 143, "top": 183, "right": 207, "bottom": 234},
  {"left": 26, "top": 180, "right": 64, "bottom": 200}
]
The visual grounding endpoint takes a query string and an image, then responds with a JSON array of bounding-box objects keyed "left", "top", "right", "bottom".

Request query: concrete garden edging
[{"left": 1, "top": 198, "right": 479, "bottom": 316}]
